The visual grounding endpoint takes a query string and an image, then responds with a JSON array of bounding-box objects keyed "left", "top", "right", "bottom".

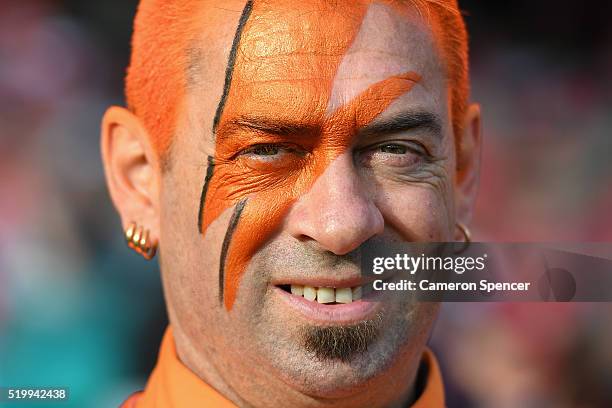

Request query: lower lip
[{"left": 273, "top": 286, "right": 382, "bottom": 324}]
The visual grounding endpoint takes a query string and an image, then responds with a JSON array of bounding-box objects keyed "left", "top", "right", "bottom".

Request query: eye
[
  {"left": 240, "top": 144, "right": 288, "bottom": 160},
  {"left": 359, "top": 140, "right": 430, "bottom": 169},
  {"left": 248, "top": 145, "right": 281, "bottom": 156},
  {"left": 379, "top": 143, "right": 408, "bottom": 154},
  {"left": 236, "top": 143, "right": 306, "bottom": 171}
]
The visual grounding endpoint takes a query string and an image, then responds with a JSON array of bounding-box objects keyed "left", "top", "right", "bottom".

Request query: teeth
[
  {"left": 303, "top": 286, "right": 317, "bottom": 301},
  {"left": 335, "top": 287, "right": 352, "bottom": 303},
  {"left": 317, "top": 287, "right": 335, "bottom": 303},
  {"left": 287, "top": 284, "right": 363, "bottom": 303},
  {"left": 352, "top": 286, "right": 362, "bottom": 301}
]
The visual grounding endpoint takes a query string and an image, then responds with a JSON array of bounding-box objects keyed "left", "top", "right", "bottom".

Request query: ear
[
  {"left": 101, "top": 106, "right": 161, "bottom": 243},
  {"left": 455, "top": 103, "right": 482, "bottom": 228}
]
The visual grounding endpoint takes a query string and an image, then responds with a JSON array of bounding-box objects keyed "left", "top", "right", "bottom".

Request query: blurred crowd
[{"left": 0, "top": 0, "right": 610, "bottom": 407}]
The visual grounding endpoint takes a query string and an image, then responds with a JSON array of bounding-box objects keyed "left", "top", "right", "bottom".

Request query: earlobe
[
  {"left": 455, "top": 103, "right": 482, "bottom": 227},
  {"left": 100, "top": 106, "right": 161, "bottom": 240}
]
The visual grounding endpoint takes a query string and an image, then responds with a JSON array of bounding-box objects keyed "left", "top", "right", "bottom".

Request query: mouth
[
  {"left": 276, "top": 284, "right": 363, "bottom": 304},
  {"left": 272, "top": 278, "right": 387, "bottom": 324}
]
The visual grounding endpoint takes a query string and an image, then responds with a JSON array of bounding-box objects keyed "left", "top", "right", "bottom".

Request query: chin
[
  {"left": 264, "top": 333, "right": 397, "bottom": 399},
  {"left": 282, "top": 362, "right": 383, "bottom": 398}
]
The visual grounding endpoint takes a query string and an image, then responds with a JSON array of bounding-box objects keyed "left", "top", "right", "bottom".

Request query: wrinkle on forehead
[{"left": 326, "top": 2, "right": 442, "bottom": 116}]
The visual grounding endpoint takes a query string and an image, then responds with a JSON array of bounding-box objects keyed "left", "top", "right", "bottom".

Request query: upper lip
[{"left": 271, "top": 273, "right": 395, "bottom": 289}]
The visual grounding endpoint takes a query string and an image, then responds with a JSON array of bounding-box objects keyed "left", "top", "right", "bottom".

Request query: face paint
[
  {"left": 197, "top": 155, "right": 215, "bottom": 234},
  {"left": 199, "top": 0, "right": 422, "bottom": 310},
  {"left": 212, "top": 0, "right": 254, "bottom": 133},
  {"left": 218, "top": 198, "right": 248, "bottom": 302},
  {"left": 127, "top": 0, "right": 468, "bottom": 161}
]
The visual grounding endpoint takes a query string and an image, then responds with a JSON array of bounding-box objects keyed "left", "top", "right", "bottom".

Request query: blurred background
[{"left": 0, "top": 0, "right": 611, "bottom": 406}]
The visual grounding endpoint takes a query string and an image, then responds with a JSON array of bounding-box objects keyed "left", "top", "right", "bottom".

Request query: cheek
[
  {"left": 158, "top": 164, "right": 231, "bottom": 318},
  {"left": 375, "top": 184, "right": 454, "bottom": 241}
]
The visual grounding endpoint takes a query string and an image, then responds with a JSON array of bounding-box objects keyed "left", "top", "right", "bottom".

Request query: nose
[{"left": 286, "top": 152, "right": 384, "bottom": 255}]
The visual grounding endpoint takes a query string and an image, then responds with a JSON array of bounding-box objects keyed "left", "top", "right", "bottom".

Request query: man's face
[{"left": 160, "top": 0, "right": 453, "bottom": 402}]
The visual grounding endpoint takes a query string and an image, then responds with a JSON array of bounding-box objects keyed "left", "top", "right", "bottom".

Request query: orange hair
[
  {"left": 424, "top": 0, "right": 470, "bottom": 148},
  {"left": 125, "top": 0, "right": 468, "bottom": 159},
  {"left": 125, "top": 0, "right": 204, "bottom": 156}
]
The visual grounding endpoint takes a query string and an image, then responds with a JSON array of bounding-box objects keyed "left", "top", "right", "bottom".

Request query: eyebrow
[
  {"left": 359, "top": 110, "right": 443, "bottom": 139},
  {"left": 220, "top": 110, "right": 442, "bottom": 140},
  {"left": 224, "top": 115, "right": 321, "bottom": 136}
]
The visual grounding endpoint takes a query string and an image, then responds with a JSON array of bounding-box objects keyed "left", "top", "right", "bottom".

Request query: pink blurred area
[
  {"left": 433, "top": 4, "right": 612, "bottom": 406},
  {"left": 0, "top": 0, "right": 611, "bottom": 407}
]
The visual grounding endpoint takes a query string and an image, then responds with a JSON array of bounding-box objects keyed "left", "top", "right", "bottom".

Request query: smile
[
  {"left": 278, "top": 284, "right": 362, "bottom": 304},
  {"left": 272, "top": 278, "right": 387, "bottom": 324}
]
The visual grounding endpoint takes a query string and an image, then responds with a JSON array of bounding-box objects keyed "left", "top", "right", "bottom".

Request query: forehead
[{"left": 217, "top": 0, "right": 445, "bottom": 123}]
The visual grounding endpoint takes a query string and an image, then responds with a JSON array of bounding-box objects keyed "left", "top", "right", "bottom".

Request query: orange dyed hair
[
  {"left": 125, "top": 0, "right": 203, "bottom": 156},
  {"left": 125, "top": 0, "right": 469, "bottom": 159},
  {"left": 423, "top": 0, "right": 470, "bottom": 148}
]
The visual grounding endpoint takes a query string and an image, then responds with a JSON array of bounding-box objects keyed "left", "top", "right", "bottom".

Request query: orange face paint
[
  {"left": 127, "top": 0, "right": 467, "bottom": 163},
  {"left": 199, "top": 0, "right": 422, "bottom": 310}
]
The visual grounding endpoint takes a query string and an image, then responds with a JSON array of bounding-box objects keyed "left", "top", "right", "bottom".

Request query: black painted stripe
[
  {"left": 197, "top": 155, "right": 216, "bottom": 233},
  {"left": 219, "top": 198, "right": 248, "bottom": 303},
  {"left": 212, "top": 0, "right": 254, "bottom": 134}
]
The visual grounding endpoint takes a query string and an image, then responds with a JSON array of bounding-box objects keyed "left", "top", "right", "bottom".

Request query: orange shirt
[{"left": 122, "top": 327, "right": 445, "bottom": 408}]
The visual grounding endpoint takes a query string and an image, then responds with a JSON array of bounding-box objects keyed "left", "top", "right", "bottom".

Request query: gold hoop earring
[
  {"left": 454, "top": 222, "right": 471, "bottom": 254},
  {"left": 125, "top": 222, "right": 157, "bottom": 260}
]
